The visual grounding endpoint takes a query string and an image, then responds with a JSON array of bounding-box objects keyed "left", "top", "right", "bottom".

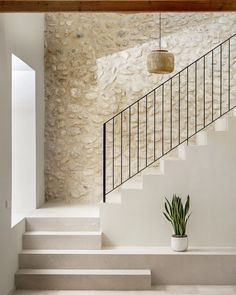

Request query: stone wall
[{"left": 45, "top": 12, "right": 236, "bottom": 203}]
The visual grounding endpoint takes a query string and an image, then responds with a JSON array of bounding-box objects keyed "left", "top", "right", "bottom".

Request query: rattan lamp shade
[{"left": 147, "top": 49, "right": 174, "bottom": 74}]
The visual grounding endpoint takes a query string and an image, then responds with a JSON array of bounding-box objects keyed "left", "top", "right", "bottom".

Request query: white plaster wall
[
  {"left": 0, "top": 14, "right": 44, "bottom": 295},
  {"left": 5, "top": 14, "right": 45, "bottom": 209}
]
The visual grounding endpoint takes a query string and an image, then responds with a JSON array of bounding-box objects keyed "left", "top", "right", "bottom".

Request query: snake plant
[{"left": 163, "top": 194, "right": 191, "bottom": 236}]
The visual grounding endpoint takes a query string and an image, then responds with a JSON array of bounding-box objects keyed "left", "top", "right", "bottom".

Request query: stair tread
[
  {"left": 16, "top": 269, "right": 151, "bottom": 276},
  {"left": 24, "top": 231, "right": 102, "bottom": 236},
  {"left": 163, "top": 156, "right": 181, "bottom": 161},
  {"left": 20, "top": 247, "right": 236, "bottom": 255},
  {"left": 142, "top": 168, "right": 163, "bottom": 175},
  {"left": 26, "top": 216, "right": 99, "bottom": 219}
]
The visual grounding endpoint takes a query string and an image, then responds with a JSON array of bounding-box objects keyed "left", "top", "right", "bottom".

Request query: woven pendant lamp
[{"left": 147, "top": 14, "right": 174, "bottom": 74}]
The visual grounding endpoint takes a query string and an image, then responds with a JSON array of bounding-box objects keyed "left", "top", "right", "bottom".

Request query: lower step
[
  {"left": 15, "top": 269, "right": 151, "bottom": 290},
  {"left": 23, "top": 231, "right": 102, "bottom": 250},
  {"left": 25, "top": 217, "right": 100, "bottom": 232}
]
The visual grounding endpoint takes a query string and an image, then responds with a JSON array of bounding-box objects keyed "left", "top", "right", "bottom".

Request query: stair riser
[
  {"left": 15, "top": 274, "right": 151, "bottom": 290},
  {"left": 23, "top": 235, "right": 102, "bottom": 250},
  {"left": 233, "top": 107, "right": 236, "bottom": 117},
  {"left": 215, "top": 117, "right": 228, "bottom": 132},
  {"left": 26, "top": 217, "right": 100, "bottom": 232},
  {"left": 228, "top": 115, "right": 236, "bottom": 129},
  {"left": 19, "top": 253, "right": 236, "bottom": 285},
  {"left": 196, "top": 131, "right": 208, "bottom": 145},
  {"left": 160, "top": 159, "right": 184, "bottom": 176}
]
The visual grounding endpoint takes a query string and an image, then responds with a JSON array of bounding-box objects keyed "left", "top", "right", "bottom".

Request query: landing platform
[
  {"left": 28, "top": 199, "right": 99, "bottom": 218},
  {"left": 12, "top": 200, "right": 99, "bottom": 226},
  {"left": 19, "top": 246, "right": 236, "bottom": 285}
]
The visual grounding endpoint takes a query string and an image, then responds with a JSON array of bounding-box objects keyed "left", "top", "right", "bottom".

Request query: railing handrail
[
  {"left": 103, "top": 33, "right": 236, "bottom": 202},
  {"left": 104, "top": 33, "right": 236, "bottom": 126}
]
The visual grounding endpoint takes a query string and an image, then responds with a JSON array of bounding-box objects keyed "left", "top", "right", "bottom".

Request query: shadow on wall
[{"left": 44, "top": 12, "right": 236, "bottom": 203}]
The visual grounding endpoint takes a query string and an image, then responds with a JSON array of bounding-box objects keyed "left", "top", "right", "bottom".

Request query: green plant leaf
[
  {"left": 164, "top": 202, "right": 170, "bottom": 215},
  {"left": 165, "top": 198, "right": 173, "bottom": 217},
  {"left": 163, "top": 212, "right": 172, "bottom": 223},
  {"left": 185, "top": 213, "right": 191, "bottom": 224},
  {"left": 184, "top": 195, "right": 190, "bottom": 216}
]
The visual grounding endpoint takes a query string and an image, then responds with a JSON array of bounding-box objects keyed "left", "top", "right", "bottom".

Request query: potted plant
[{"left": 163, "top": 194, "right": 191, "bottom": 252}]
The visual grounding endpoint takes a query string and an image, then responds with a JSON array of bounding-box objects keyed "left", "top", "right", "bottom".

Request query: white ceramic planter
[{"left": 171, "top": 235, "right": 188, "bottom": 252}]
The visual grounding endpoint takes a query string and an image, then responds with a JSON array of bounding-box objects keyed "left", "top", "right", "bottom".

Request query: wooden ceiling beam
[{"left": 0, "top": 0, "right": 236, "bottom": 12}]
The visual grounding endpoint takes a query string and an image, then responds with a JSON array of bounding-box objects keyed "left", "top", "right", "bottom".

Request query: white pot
[{"left": 171, "top": 235, "right": 188, "bottom": 252}]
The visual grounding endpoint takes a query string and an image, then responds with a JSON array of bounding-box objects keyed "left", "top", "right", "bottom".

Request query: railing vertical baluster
[
  {"left": 103, "top": 123, "right": 106, "bottom": 203},
  {"left": 195, "top": 62, "right": 197, "bottom": 133},
  {"left": 228, "top": 39, "right": 231, "bottom": 110},
  {"left": 154, "top": 90, "right": 156, "bottom": 161},
  {"left": 170, "top": 79, "right": 172, "bottom": 149},
  {"left": 103, "top": 34, "right": 236, "bottom": 201},
  {"left": 162, "top": 85, "right": 164, "bottom": 155},
  {"left": 179, "top": 73, "right": 181, "bottom": 144},
  {"left": 112, "top": 118, "right": 115, "bottom": 189},
  {"left": 212, "top": 50, "right": 214, "bottom": 121},
  {"left": 187, "top": 67, "right": 189, "bottom": 145},
  {"left": 203, "top": 56, "right": 206, "bottom": 127},
  {"left": 120, "top": 112, "right": 123, "bottom": 184},
  {"left": 137, "top": 101, "right": 139, "bottom": 173},
  {"left": 146, "top": 95, "right": 148, "bottom": 166},
  {"left": 129, "top": 107, "right": 131, "bottom": 178},
  {"left": 220, "top": 44, "right": 222, "bottom": 116}
]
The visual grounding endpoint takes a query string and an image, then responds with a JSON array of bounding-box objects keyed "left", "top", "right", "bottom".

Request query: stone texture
[{"left": 45, "top": 12, "right": 236, "bottom": 203}]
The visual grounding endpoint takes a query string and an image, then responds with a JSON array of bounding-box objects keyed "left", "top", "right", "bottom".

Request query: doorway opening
[{"left": 11, "top": 54, "right": 36, "bottom": 226}]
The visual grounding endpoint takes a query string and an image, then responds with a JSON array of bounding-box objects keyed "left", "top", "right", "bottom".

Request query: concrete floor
[{"left": 13, "top": 285, "right": 236, "bottom": 295}]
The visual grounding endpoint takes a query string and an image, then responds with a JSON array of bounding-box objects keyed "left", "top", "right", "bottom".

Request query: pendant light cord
[{"left": 159, "top": 13, "right": 162, "bottom": 49}]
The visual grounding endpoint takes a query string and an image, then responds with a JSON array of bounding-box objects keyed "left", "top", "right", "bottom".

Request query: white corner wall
[{"left": 0, "top": 13, "right": 44, "bottom": 295}]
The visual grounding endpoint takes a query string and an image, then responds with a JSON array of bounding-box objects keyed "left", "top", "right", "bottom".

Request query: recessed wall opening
[{"left": 11, "top": 54, "right": 36, "bottom": 227}]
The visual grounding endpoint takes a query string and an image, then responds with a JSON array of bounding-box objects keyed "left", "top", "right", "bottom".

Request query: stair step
[
  {"left": 233, "top": 107, "right": 236, "bottom": 117},
  {"left": 215, "top": 117, "right": 228, "bottom": 131},
  {"left": 23, "top": 231, "right": 102, "bottom": 250},
  {"left": 106, "top": 191, "right": 122, "bottom": 204},
  {"left": 15, "top": 268, "right": 151, "bottom": 290},
  {"left": 142, "top": 167, "right": 163, "bottom": 176},
  {"left": 18, "top": 248, "right": 236, "bottom": 284},
  {"left": 228, "top": 115, "right": 236, "bottom": 128},
  {"left": 163, "top": 156, "right": 181, "bottom": 161},
  {"left": 196, "top": 131, "right": 207, "bottom": 145},
  {"left": 122, "top": 180, "right": 142, "bottom": 190},
  {"left": 26, "top": 217, "right": 100, "bottom": 232},
  {"left": 178, "top": 144, "right": 187, "bottom": 160}
]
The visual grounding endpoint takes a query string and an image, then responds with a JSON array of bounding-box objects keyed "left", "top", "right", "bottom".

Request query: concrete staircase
[
  {"left": 15, "top": 110, "right": 236, "bottom": 290},
  {"left": 15, "top": 216, "right": 151, "bottom": 290},
  {"left": 101, "top": 109, "right": 236, "bottom": 248}
]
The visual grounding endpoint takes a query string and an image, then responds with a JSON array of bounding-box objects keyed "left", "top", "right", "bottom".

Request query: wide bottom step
[{"left": 15, "top": 269, "right": 151, "bottom": 290}]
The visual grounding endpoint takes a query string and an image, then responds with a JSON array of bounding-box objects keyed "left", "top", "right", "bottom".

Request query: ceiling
[{"left": 0, "top": 0, "right": 235, "bottom": 12}]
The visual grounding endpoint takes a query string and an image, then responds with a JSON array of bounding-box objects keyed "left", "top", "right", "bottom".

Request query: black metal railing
[{"left": 103, "top": 33, "right": 236, "bottom": 202}]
